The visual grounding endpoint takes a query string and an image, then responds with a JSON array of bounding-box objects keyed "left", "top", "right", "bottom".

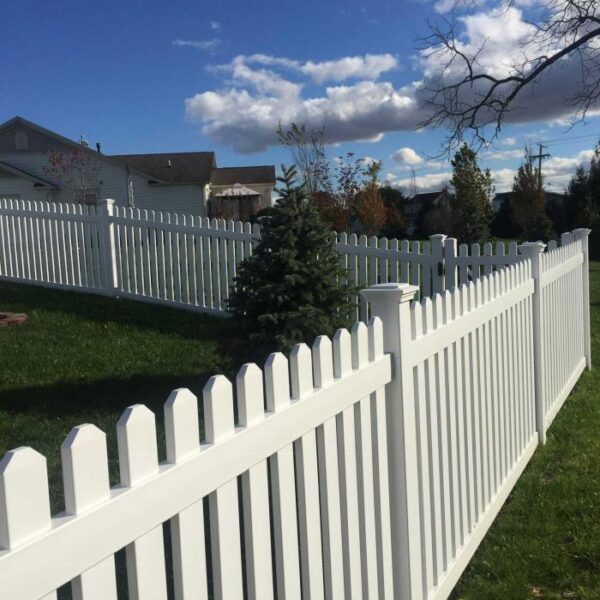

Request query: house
[
  {"left": 0, "top": 116, "right": 275, "bottom": 217},
  {"left": 404, "top": 189, "right": 454, "bottom": 237}
]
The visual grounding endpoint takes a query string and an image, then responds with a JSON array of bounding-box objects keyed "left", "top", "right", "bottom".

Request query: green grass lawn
[
  {"left": 0, "top": 283, "right": 246, "bottom": 513},
  {"left": 1, "top": 265, "right": 600, "bottom": 599}
]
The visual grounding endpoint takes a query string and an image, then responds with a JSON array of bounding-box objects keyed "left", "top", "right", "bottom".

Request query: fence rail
[{"left": 0, "top": 198, "right": 592, "bottom": 600}]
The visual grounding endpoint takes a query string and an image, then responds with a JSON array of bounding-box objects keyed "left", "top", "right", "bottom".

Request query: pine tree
[
  {"left": 512, "top": 156, "right": 554, "bottom": 240},
  {"left": 565, "top": 166, "right": 593, "bottom": 230},
  {"left": 228, "top": 166, "right": 356, "bottom": 356},
  {"left": 450, "top": 144, "right": 493, "bottom": 244}
]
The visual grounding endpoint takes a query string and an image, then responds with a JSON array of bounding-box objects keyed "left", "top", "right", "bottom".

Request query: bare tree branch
[{"left": 419, "top": 0, "right": 600, "bottom": 154}]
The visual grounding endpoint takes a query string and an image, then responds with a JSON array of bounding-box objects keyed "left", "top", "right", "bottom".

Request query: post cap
[
  {"left": 573, "top": 228, "right": 592, "bottom": 238},
  {"left": 360, "top": 282, "right": 419, "bottom": 304},
  {"left": 518, "top": 241, "right": 546, "bottom": 256},
  {"left": 429, "top": 234, "right": 446, "bottom": 241}
]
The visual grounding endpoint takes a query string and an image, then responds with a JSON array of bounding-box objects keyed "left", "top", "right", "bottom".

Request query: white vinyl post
[
  {"left": 360, "top": 282, "right": 422, "bottom": 600},
  {"left": 518, "top": 242, "right": 547, "bottom": 444},
  {"left": 100, "top": 199, "right": 118, "bottom": 295},
  {"left": 429, "top": 234, "right": 446, "bottom": 294},
  {"left": 573, "top": 228, "right": 592, "bottom": 369}
]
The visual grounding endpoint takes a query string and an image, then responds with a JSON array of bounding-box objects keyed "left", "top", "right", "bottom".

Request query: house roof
[
  {"left": 0, "top": 116, "right": 154, "bottom": 182},
  {"left": 0, "top": 160, "right": 58, "bottom": 189},
  {"left": 214, "top": 183, "right": 261, "bottom": 197},
  {"left": 211, "top": 166, "right": 276, "bottom": 186},
  {"left": 111, "top": 152, "right": 216, "bottom": 185}
]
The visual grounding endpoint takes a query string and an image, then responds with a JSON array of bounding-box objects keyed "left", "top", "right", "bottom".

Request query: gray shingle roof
[
  {"left": 111, "top": 152, "right": 216, "bottom": 184},
  {"left": 211, "top": 166, "right": 275, "bottom": 186}
]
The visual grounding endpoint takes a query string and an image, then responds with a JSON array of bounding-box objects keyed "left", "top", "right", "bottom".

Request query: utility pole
[
  {"left": 529, "top": 142, "right": 551, "bottom": 189},
  {"left": 409, "top": 166, "right": 418, "bottom": 198}
]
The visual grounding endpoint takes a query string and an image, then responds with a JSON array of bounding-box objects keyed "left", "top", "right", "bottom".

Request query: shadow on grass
[{"left": 0, "top": 281, "right": 240, "bottom": 343}]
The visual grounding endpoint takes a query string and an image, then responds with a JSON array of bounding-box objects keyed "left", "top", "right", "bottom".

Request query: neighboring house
[
  {"left": 404, "top": 189, "right": 454, "bottom": 237},
  {"left": 0, "top": 116, "right": 275, "bottom": 217}
]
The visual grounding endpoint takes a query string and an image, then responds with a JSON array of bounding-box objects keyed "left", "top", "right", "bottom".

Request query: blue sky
[{"left": 3, "top": 0, "right": 600, "bottom": 192}]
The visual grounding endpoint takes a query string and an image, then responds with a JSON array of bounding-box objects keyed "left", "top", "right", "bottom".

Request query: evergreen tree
[
  {"left": 450, "top": 144, "right": 493, "bottom": 243},
  {"left": 512, "top": 155, "right": 554, "bottom": 240},
  {"left": 565, "top": 166, "right": 593, "bottom": 230},
  {"left": 228, "top": 166, "right": 356, "bottom": 356},
  {"left": 491, "top": 195, "right": 521, "bottom": 239}
]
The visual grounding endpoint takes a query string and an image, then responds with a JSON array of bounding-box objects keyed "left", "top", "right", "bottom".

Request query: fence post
[
  {"left": 573, "top": 228, "right": 592, "bottom": 370},
  {"left": 360, "top": 282, "right": 422, "bottom": 600},
  {"left": 518, "top": 241, "right": 547, "bottom": 444},
  {"left": 444, "top": 237, "right": 458, "bottom": 291},
  {"left": 100, "top": 198, "right": 118, "bottom": 295},
  {"left": 430, "top": 234, "right": 446, "bottom": 294}
]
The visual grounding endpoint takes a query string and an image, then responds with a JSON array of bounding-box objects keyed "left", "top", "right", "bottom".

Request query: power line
[{"left": 541, "top": 132, "right": 600, "bottom": 146}]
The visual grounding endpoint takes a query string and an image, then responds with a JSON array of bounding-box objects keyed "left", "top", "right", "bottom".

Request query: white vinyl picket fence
[
  {"left": 0, "top": 198, "right": 592, "bottom": 600},
  {"left": 0, "top": 198, "right": 543, "bottom": 317}
]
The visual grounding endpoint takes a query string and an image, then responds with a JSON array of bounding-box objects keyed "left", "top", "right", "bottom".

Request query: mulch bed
[{"left": 0, "top": 312, "right": 28, "bottom": 327}]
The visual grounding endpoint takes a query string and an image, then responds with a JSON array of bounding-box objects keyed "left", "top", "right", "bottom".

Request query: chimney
[
  {"left": 96, "top": 142, "right": 102, "bottom": 153},
  {"left": 167, "top": 159, "right": 172, "bottom": 168}
]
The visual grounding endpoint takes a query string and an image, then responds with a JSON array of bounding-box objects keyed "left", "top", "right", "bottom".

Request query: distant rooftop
[
  {"left": 112, "top": 152, "right": 216, "bottom": 184},
  {"left": 211, "top": 166, "right": 276, "bottom": 186}
]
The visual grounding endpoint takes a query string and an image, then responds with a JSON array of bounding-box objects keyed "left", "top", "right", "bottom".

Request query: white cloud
[
  {"left": 386, "top": 148, "right": 595, "bottom": 193},
  {"left": 221, "top": 53, "right": 399, "bottom": 84},
  {"left": 300, "top": 54, "right": 398, "bottom": 84},
  {"left": 504, "top": 137, "right": 518, "bottom": 146},
  {"left": 434, "top": 0, "right": 486, "bottom": 14},
  {"left": 172, "top": 38, "right": 220, "bottom": 52},
  {"left": 210, "top": 21, "right": 221, "bottom": 30},
  {"left": 183, "top": 4, "right": 600, "bottom": 153},
  {"left": 392, "top": 147, "right": 423, "bottom": 165},
  {"left": 386, "top": 171, "right": 453, "bottom": 193},
  {"left": 483, "top": 148, "right": 525, "bottom": 161},
  {"left": 185, "top": 77, "right": 420, "bottom": 153}
]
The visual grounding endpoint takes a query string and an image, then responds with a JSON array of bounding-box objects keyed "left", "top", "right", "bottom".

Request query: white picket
[
  {"left": 204, "top": 376, "right": 244, "bottom": 600},
  {"left": 265, "top": 353, "right": 302, "bottom": 599},
  {"left": 367, "top": 317, "right": 394, "bottom": 598},
  {"left": 0, "top": 448, "right": 57, "bottom": 600},
  {"left": 333, "top": 328, "right": 363, "bottom": 598},
  {"left": 237, "top": 364, "right": 274, "bottom": 600},
  {"left": 164, "top": 389, "right": 208, "bottom": 600},
  {"left": 117, "top": 405, "right": 168, "bottom": 600},
  {"left": 312, "top": 335, "right": 345, "bottom": 600},
  {"left": 62, "top": 425, "right": 118, "bottom": 600},
  {"left": 291, "top": 343, "right": 325, "bottom": 600}
]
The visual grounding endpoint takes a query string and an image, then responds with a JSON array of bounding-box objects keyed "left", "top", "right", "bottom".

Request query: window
[{"left": 15, "top": 132, "right": 29, "bottom": 151}]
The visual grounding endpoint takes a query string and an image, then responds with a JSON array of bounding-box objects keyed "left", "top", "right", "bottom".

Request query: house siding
[{"left": 0, "top": 151, "right": 207, "bottom": 216}]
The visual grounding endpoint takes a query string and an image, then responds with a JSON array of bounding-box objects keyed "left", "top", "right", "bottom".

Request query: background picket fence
[{"left": 0, "top": 198, "right": 546, "bottom": 318}]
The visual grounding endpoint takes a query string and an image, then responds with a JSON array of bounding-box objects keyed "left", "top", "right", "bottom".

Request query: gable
[{"left": 0, "top": 120, "right": 73, "bottom": 154}]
